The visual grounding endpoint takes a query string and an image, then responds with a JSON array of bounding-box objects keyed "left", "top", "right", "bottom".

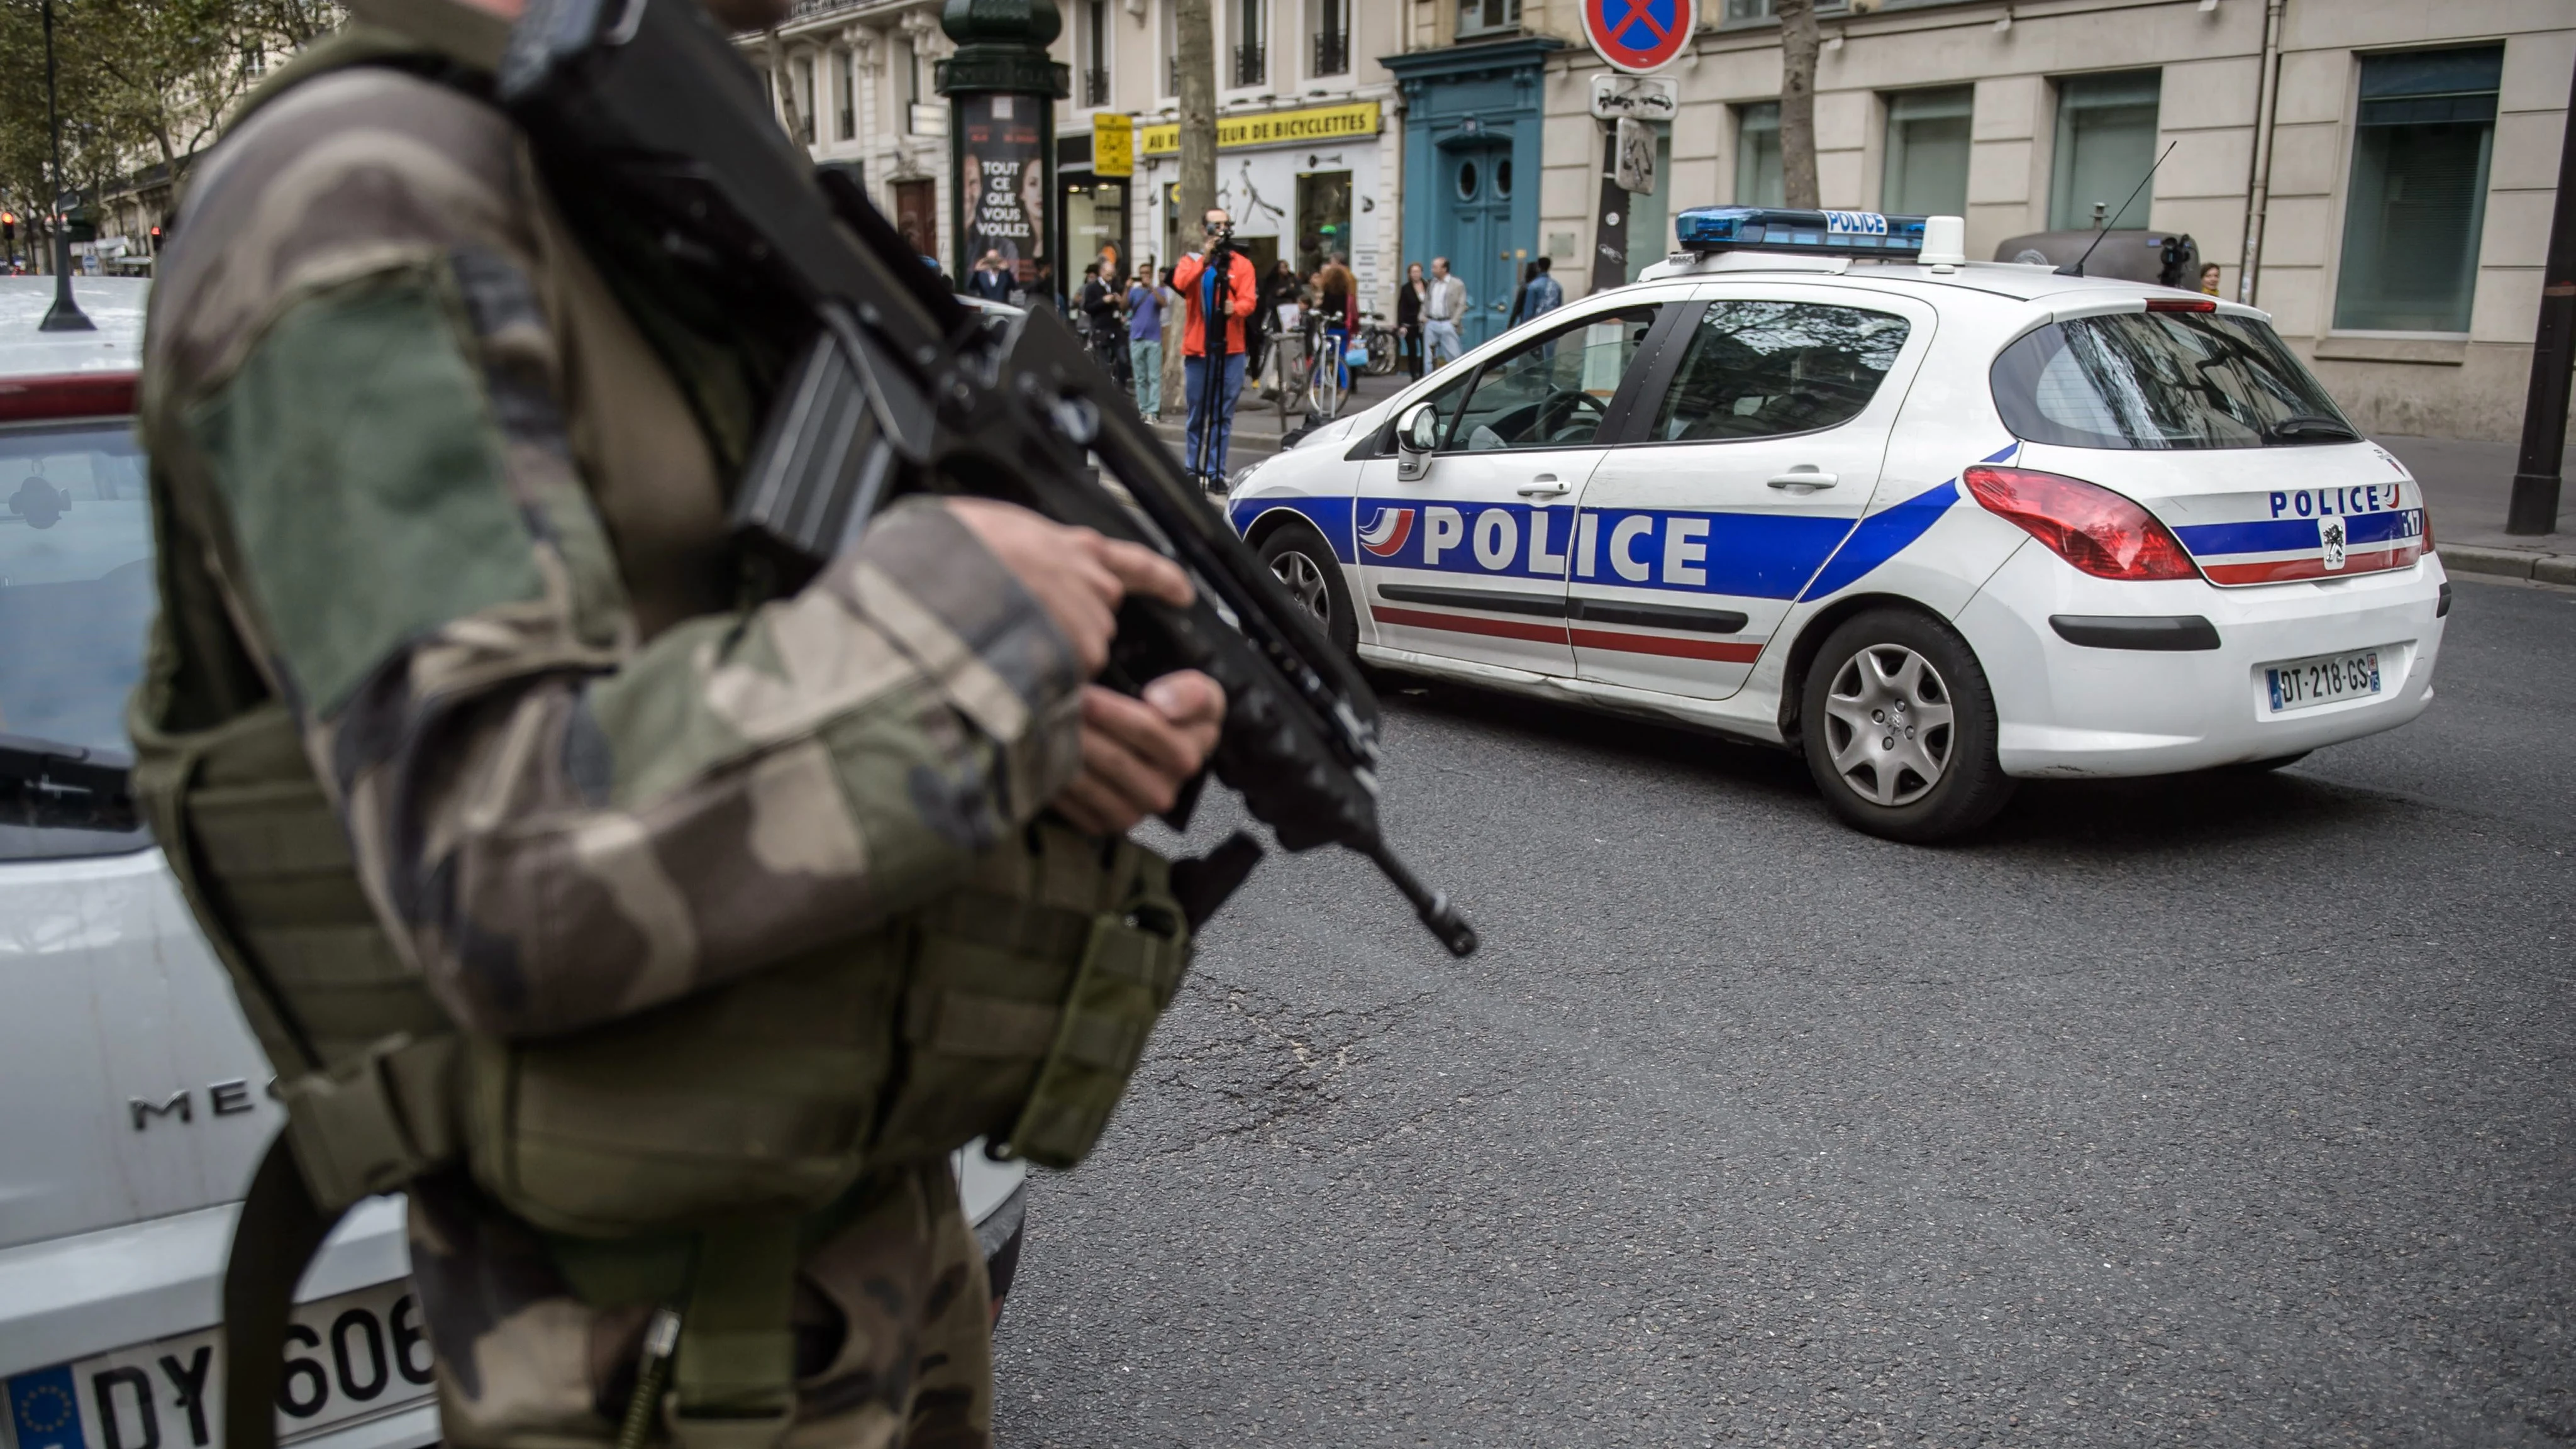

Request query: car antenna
[{"left": 2058, "top": 142, "right": 2176, "bottom": 278}]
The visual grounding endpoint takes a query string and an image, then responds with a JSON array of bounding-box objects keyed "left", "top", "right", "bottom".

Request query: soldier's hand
[
  {"left": 1053, "top": 670, "right": 1226, "bottom": 835},
  {"left": 945, "top": 498, "right": 1192, "bottom": 674}
]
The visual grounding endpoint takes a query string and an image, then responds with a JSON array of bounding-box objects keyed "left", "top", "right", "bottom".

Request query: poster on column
[{"left": 960, "top": 93, "right": 1045, "bottom": 284}]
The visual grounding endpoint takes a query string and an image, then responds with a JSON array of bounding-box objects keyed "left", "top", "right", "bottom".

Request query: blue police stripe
[
  {"left": 2174, "top": 518, "right": 2314, "bottom": 556},
  {"left": 1797, "top": 478, "right": 1959, "bottom": 601},
  {"left": 1232, "top": 496, "right": 1358, "bottom": 563},
  {"left": 8, "top": 1366, "right": 91, "bottom": 1449},
  {"left": 2175, "top": 508, "right": 2422, "bottom": 558}
]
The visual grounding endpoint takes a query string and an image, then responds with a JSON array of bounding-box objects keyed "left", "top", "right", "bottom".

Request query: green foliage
[{"left": 0, "top": 0, "right": 344, "bottom": 247}]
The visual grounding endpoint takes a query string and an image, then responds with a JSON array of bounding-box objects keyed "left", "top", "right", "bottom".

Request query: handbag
[{"left": 1345, "top": 340, "right": 1370, "bottom": 369}]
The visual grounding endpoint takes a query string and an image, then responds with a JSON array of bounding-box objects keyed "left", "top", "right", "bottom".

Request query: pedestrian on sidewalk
[
  {"left": 1126, "top": 262, "right": 1165, "bottom": 421},
  {"left": 965, "top": 248, "right": 1012, "bottom": 304},
  {"left": 1424, "top": 256, "right": 1467, "bottom": 369},
  {"left": 1396, "top": 261, "right": 1426, "bottom": 379},
  {"left": 1521, "top": 255, "right": 1563, "bottom": 325},
  {"left": 1160, "top": 264, "right": 1185, "bottom": 419},
  {"left": 1174, "top": 208, "right": 1258, "bottom": 489}
]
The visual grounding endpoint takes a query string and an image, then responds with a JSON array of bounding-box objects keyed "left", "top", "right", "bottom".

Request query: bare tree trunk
[
  {"left": 1775, "top": 0, "right": 1820, "bottom": 209},
  {"left": 1175, "top": 0, "right": 1216, "bottom": 228},
  {"left": 765, "top": 28, "right": 806, "bottom": 146}
]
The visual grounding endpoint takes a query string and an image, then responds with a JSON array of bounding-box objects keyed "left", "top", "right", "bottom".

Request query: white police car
[{"left": 1228, "top": 209, "right": 2447, "bottom": 841}]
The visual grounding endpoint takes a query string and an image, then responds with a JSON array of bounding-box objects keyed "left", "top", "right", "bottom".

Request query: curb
[{"left": 2441, "top": 545, "right": 2576, "bottom": 587}]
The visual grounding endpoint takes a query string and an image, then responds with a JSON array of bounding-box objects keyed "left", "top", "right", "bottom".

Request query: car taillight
[
  {"left": 0, "top": 371, "right": 136, "bottom": 423},
  {"left": 1962, "top": 465, "right": 2201, "bottom": 581},
  {"left": 2145, "top": 297, "right": 2216, "bottom": 313}
]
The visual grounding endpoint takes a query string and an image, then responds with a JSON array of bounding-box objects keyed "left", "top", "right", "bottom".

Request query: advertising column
[{"left": 939, "top": 0, "right": 1070, "bottom": 301}]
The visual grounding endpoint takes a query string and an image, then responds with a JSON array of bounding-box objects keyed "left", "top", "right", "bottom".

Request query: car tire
[
  {"left": 1258, "top": 523, "right": 1358, "bottom": 657},
  {"left": 1800, "top": 608, "right": 2014, "bottom": 843}
]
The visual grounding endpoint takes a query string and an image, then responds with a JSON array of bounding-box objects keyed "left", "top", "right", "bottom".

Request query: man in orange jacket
[{"left": 1172, "top": 207, "right": 1260, "bottom": 489}]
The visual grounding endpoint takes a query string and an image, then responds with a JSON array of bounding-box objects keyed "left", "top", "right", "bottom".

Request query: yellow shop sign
[{"left": 1137, "top": 100, "right": 1381, "bottom": 157}]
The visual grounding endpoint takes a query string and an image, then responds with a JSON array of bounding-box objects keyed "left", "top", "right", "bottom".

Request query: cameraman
[{"left": 1172, "top": 207, "right": 1258, "bottom": 489}]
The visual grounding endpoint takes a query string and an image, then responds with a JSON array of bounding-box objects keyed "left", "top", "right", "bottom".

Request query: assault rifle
[{"left": 353, "top": 0, "right": 1475, "bottom": 955}]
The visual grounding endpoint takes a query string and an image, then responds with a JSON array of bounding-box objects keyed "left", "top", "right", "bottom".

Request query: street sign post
[
  {"left": 1580, "top": 0, "right": 1694, "bottom": 75},
  {"left": 1589, "top": 72, "right": 1680, "bottom": 121}
]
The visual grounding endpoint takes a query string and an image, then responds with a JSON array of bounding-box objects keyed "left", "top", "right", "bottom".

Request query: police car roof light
[{"left": 1674, "top": 207, "right": 1928, "bottom": 258}]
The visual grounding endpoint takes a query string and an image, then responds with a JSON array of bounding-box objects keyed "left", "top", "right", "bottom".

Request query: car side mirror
[{"left": 1395, "top": 401, "right": 1438, "bottom": 482}]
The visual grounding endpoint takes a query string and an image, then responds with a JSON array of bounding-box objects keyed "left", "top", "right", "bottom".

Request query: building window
[
  {"left": 2049, "top": 71, "right": 2159, "bottom": 230},
  {"left": 1735, "top": 102, "right": 1783, "bottom": 208},
  {"left": 1310, "top": 0, "right": 1348, "bottom": 76},
  {"left": 1721, "top": 0, "right": 1848, "bottom": 20},
  {"left": 242, "top": 43, "right": 265, "bottom": 78},
  {"left": 2333, "top": 47, "right": 2501, "bottom": 334},
  {"left": 1082, "top": 0, "right": 1111, "bottom": 107},
  {"left": 1458, "top": 0, "right": 1519, "bottom": 40},
  {"left": 902, "top": 40, "right": 933, "bottom": 135},
  {"left": 793, "top": 55, "right": 816, "bottom": 145},
  {"left": 1160, "top": 0, "right": 1178, "bottom": 96},
  {"left": 1233, "top": 0, "right": 1265, "bottom": 86},
  {"left": 836, "top": 49, "right": 856, "bottom": 141},
  {"left": 1882, "top": 86, "right": 1972, "bottom": 218}
]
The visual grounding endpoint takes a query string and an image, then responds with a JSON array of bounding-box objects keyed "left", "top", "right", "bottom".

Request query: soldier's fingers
[
  {"left": 1052, "top": 774, "right": 1133, "bottom": 835},
  {"left": 1141, "top": 670, "right": 1226, "bottom": 740},
  {"left": 1092, "top": 538, "right": 1196, "bottom": 609},
  {"left": 1082, "top": 686, "right": 1205, "bottom": 787}
]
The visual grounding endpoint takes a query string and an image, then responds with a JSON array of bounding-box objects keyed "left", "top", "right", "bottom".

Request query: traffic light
[{"left": 3, "top": 212, "right": 16, "bottom": 243}]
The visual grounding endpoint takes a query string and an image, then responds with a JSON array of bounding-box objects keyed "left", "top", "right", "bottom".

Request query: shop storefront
[
  {"left": 1055, "top": 131, "right": 1133, "bottom": 288},
  {"left": 1132, "top": 100, "right": 1388, "bottom": 305}
]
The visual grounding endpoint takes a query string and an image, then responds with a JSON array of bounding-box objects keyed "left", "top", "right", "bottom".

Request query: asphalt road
[{"left": 994, "top": 577, "right": 2576, "bottom": 1447}]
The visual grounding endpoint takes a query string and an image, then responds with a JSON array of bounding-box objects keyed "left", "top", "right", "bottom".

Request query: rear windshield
[
  {"left": 1990, "top": 311, "right": 2358, "bottom": 450},
  {"left": 0, "top": 418, "right": 155, "bottom": 859}
]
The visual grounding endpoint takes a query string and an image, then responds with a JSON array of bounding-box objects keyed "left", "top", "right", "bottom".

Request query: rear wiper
[
  {"left": 0, "top": 732, "right": 140, "bottom": 833},
  {"left": 2264, "top": 414, "right": 2360, "bottom": 444}
]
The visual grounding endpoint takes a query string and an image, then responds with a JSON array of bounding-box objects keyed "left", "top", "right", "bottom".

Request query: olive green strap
[
  {"left": 277, "top": 1032, "right": 460, "bottom": 1209},
  {"left": 666, "top": 1222, "right": 801, "bottom": 1449}
]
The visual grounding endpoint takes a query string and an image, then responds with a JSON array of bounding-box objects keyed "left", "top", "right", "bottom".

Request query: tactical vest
[{"left": 129, "top": 29, "right": 1192, "bottom": 1449}]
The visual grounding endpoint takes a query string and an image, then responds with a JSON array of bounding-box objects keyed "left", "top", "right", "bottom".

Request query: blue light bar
[{"left": 1674, "top": 207, "right": 1928, "bottom": 257}]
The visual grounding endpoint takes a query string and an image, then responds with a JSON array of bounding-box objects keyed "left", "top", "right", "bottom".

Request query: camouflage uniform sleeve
[{"left": 145, "top": 70, "right": 1084, "bottom": 1039}]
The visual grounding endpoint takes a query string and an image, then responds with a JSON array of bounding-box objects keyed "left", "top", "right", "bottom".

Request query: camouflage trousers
[{"left": 406, "top": 1165, "right": 994, "bottom": 1449}]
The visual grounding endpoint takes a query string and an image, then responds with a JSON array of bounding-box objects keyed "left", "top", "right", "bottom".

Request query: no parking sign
[{"left": 1582, "top": 0, "right": 1693, "bottom": 75}]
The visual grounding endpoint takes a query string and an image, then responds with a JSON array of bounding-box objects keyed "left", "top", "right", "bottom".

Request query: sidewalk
[
  {"left": 2377, "top": 435, "right": 2575, "bottom": 586},
  {"left": 1145, "top": 357, "right": 1416, "bottom": 476}
]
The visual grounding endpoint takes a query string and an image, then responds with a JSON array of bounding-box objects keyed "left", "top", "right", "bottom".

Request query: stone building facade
[
  {"left": 762, "top": 0, "right": 2568, "bottom": 440},
  {"left": 1519, "top": 0, "right": 2572, "bottom": 441}
]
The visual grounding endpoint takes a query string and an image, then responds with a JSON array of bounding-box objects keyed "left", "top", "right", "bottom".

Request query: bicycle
[
  {"left": 1302, "top": 317, "right": 1349, "bottom": 421},
  {"left": 1264, "top": 308, "right": 1305, "bottom": 428},
  {"left": 1357, "top": 311, "right": 1400, "bottom": 376}
]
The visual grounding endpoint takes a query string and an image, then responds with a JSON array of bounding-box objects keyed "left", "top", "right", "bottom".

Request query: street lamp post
[
  {"left": 39, "top": 0, "right": 92, "bottom": 333},
  {"left": 938, "top": 0, "right": 1069, "bottom": 307}
]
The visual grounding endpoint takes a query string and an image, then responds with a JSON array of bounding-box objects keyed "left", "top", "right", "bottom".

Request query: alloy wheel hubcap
[
  {"left": 1823, "top": 643, "right": 1956, "bottom": 808},
  {"left": 1270, "top": 550, "right": 1330, "bottom": 624}
]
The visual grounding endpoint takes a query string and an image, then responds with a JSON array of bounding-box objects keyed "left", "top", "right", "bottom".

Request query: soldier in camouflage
[{"left": 131, "top": 0, "right": 1224, "bottom": 1444}]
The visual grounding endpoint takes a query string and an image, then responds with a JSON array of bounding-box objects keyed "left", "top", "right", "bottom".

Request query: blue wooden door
[{"left": 1435, "top": 142, "right": 1514, "bottom": 350}]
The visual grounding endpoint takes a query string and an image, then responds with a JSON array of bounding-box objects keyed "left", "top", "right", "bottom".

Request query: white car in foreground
[
  {"left": 0, "top": 278, "right": 1027, "bottom": 1449},
  {"left": 1228, "top": 209, "right": 2448, "bottom": 840}
]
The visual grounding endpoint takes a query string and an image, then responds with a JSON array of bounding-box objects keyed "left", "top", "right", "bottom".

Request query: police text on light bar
[{"left": 1673, "top": 207, "right": 1929, "bottom": 257}]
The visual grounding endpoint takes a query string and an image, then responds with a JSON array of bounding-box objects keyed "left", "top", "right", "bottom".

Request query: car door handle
[
  {"left": 1766, "top": 469, "right": 1839, "bottom": 490},
  {"left": 1517, "top": 475, "right": 1570, "bottom": 497}
]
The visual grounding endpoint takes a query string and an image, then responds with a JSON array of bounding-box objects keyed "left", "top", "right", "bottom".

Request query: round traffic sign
[{"left": 1582, "top": 0, "right": 1693, "bottom": 75}]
